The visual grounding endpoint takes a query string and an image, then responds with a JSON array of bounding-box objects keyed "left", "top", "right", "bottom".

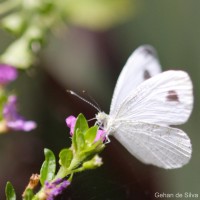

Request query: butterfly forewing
[
  {"left": 110, "top": 45, "right": 161, "bottom": 116},
  {"left": 113, "top": 70, "right": 193, "bottom": 126}
]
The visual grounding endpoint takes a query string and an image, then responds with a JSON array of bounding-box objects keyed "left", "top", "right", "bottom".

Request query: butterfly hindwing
[{"left": 113, "top": 121, "right": 192, "bottom": 169}]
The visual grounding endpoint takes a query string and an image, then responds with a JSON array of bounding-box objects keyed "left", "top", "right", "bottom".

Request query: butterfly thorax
[
  {"left": 96, "top": 112, "right": 114, "bottom": 135},
  {"left": 96, "top": 112, "right": 108, "bottom": 127}
]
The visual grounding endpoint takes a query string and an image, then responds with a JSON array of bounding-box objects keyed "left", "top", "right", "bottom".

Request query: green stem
[
  {"left": 54, "top": 166, "right": 69, "bottom": 180},
  {"left": 54, "top": 155, "right": 81, "bottom": 179},
  {"left": 71, "top": 167, "right": 84, "bottom": 173}
]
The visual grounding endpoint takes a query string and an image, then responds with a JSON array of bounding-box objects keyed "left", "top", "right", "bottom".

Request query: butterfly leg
[{"left": 105, "top": 135, "right": 111, "bottom": 144}]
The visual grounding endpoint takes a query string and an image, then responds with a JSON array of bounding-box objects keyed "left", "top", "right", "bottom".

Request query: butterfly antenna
[
  {"left": 87, "top": 117, "right": 96, "bottom": 122},
  {"left": 67, "top": 90, "right": 101, "bottom": 112},
  {"left": 82, "top": 90, "right": 101, "bottom": 111}
]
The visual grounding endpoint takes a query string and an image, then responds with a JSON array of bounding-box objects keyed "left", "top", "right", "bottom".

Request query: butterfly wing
[
  {"left": 112, "top": 121, "right": 192, "bottom": 169},
  {"left": 110, "top": 45, "right": 161, "bottom": 115},
  {"left": 112, "top": 70, "right": 193, "bottom": 126}
]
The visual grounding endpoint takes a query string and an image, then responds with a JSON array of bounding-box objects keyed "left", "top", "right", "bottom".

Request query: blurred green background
[{"left": 0, "top": 0, "right": 200, "bottom": 199}]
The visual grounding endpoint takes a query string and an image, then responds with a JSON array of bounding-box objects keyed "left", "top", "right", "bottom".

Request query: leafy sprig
[{"left": 5, "top": 113, "right": 105, "bottom": 200}]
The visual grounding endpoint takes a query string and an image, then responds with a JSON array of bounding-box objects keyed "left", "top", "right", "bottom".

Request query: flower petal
[
  {"left": 0, "top": 64, "right": 18, "bottom": 84},
  {"left": 95, "top": 129, "right": 106, "bottom": 142},
  {"left": 65, "top": 116, "right": 76, "bottom": 135}
]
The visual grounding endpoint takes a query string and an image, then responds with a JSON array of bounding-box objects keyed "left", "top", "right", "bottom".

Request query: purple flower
[
  {"left": 3, "top": 95, "right": 36, "bottom": 131},
  {"left": 94, "top": 129, "right": 105, "bottom": 142},
  {"left": 66, "top": 115, "right": 105, "bottom": 142},
  {"left": 66, "top": 116, "right": 76, "bottom": 136},
  {"left": 44, "top": 179, "right": 70, "bottom": 200},
  {"left": 0, "top": 64, "right": 18, "bottom": 84}
]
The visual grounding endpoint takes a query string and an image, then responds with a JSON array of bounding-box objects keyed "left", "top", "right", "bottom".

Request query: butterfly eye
[
  {"left": 144, "top": 70, "right": 151, "bottom": 80},
  {"left": 166, "top": 90, "right": 179, "bottom": 102}
]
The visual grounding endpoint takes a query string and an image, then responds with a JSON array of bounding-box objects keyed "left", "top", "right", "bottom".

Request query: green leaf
[
  {"left": 40, "top": 148, "right": 56, "bottom": 186},
  {"left": 59, "top": 148, "right": 73, "bottom": 168},
  {"left": 76, "top": 129, "right": 85, "bottom": 152},
  {"left": 1, "top": 12, "right": 26, "bottom": 35},
  {"left": 74, "top": 113, "right": 88, "bottom": 135},
  {"left": 84, "top": 126, "right": 98, "bottom": 144},
  {"left": 72, "top": 114, "right": 88, "bottom": 151},
  {"left": 72, "top": 128, "right": 77, "bottom": 151},
  {"left": 5, "top": 182, "right": 16, "bottom": 200},
  {"left": 0, "top": 37, "right": 34, "bottom": 69},
  {"left": 0, "top": 91, "right": 7, "bottom": 121},
  {"left": 22, "top": 189, "right": 34, "bottom": 200}
]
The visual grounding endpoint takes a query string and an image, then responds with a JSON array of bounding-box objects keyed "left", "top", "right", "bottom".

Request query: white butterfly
[{"left": 96, "top": 45, "right": 193, "bottom": 169}]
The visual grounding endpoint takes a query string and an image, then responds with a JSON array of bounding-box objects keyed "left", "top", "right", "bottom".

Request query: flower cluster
[
  {"left": 0, "top": 64, "right": 36, "bottom": 133},
  {"left": 3, "top": 95, "right": 36, "bottom": 131},
  {"left": 43, "top": 179, "right": 70, "bottom": 200}
]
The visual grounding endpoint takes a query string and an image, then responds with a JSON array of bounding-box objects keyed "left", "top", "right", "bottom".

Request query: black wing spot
[
  {"left": 144, "top": 70, "right": 151, "bottom": 80},
  {"left": 166, "top": 90, "right": 179, "bottom": 102},
  {"left": 141, "top": 47, "right": 155, "bottom": 57},
  {"left": 144, "top": 48, "right": 154, "bottom": 55}
]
